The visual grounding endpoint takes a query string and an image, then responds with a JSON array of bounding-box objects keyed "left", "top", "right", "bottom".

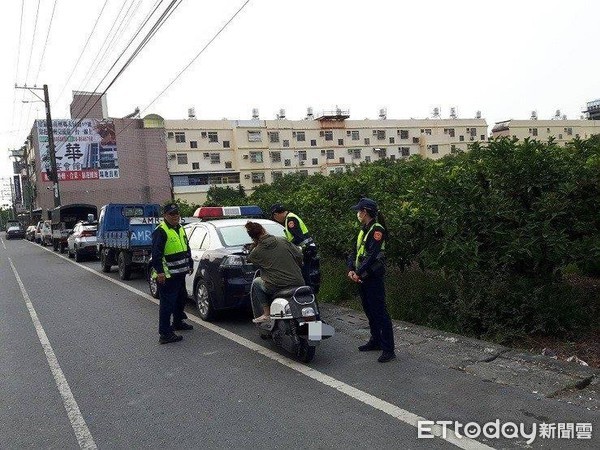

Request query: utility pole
[{"left": 15, "top": 83, "right": 61, "bottom": 207}]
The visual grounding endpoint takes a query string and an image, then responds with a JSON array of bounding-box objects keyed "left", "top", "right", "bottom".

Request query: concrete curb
[{"left": 320, "top": 302, "right": 599, "bottom": 411}]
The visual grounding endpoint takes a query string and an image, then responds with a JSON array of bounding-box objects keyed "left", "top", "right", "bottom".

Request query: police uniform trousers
[
  {"left": 358, "top": 274, "right": 394, "bottom": 352},
  {"left": 158, "top": 274, "right": 188, "bottom": 336}
]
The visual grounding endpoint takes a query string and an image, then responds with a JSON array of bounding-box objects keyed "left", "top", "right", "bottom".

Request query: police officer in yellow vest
[
  {"left": 151, "top": 203, "right": 193, "bottom": 344},
  {"left": 270, "top": 204, "right": 320, "bottom": 293},
  {"left": 348, "top": 198, "right": 396, "bottom": 363}
]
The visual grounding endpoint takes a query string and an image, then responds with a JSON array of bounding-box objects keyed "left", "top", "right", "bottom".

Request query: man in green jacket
[{"left": 245, "top": 221, "right": 304, "bottom": 323}]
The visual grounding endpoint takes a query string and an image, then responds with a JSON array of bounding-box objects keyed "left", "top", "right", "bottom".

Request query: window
[
  {"left": 389, "top": 137, "right": 395, "bottom": 144},
  {"left": 376, "top": 130, "right": 386, "bottom": 140},
  {"left": 565, "top": 127, "right": 573, "bottom": 136},
  {"left": 176, "top": 153, "right": 188, "bottom": 164},
  {"left": 351, "top": 130, "right": 360, "bottom": 140},
  {"left": 248, "top": 130, "right": 262, "bottom": 142},
  {"left": 272, "top": 171, "right": 283, "bottom": 181},
  {"left": 459, "top": 135, "right": 465, "bottom": 142},
  {"left": 365, "top": 156, "right": 371, "bottom": 163},
  {"left": 251, "top": 172, "right": 265, "bottom": 184},
  {"left": 469, "top": 128, "right": 477, "bottom": 137},
  {"left": 399, "top": 130, "right": 409, "bottom": 139},
  {"left": 298, "top": 170, "right": 309, "bottom": 176},
  {"left": 282, "top": 139, "right": 289, "bottom": 147},
  {"left": 351, "top": 148, "right": 361, "bottom": 159},
  {"left": 444, "top": 128, "right": 455, "bottom": 138},
  {"left": 480, "top": 135, "right": 485, "bottom": 141},
  {"left": 400, "top": 147, "right": 410, "bottom": 157},
  {"left": 339, "top": 157, "right": 345, "bottom": 164},
  {"left": 451, "top": 145, "right": 457, "bottom": 154},
  {"left": 326, "top": 150, "right": 335, "bottom": 160},
  {"left": 201, "top": 132, "right": 207, "bottom": 138},
  {"left": 223, "top": 141, "right": 230, "bottom": 148},
  {"left": 190, "top": 141, "right": 198, "bottom": 148},
  {"left": 250, "top": 151, "right": 263, "bottom": 163},
  {"left": 429, "top": 145, "right": 439, "bottom": 154},
  {"left": 311, "top": 139, "right": 317, "bottom": 146},
  {"left": 225, "top": 161, "right": 232, "bottom": 169},
  {"left": 188, "top": 227, "right": 208, "bottom": 250},
  {"left": 530, "top": 128, "right": 538, "bottom": 137},
  {"left": 338, "top": 139, "right": 344, "bottom": 145},
  {"left": 558, "top": 134, "right": 563, "bottom": 139},
  {"left": 421, "top": 129, "right": 432, "bottom": 136},
  {"left": 210, "top": 153, "right": 220, "bottom": 164},
  {"left": 312, "top": 158, "right": 318, "bottom": 165},
  {"left": 547, "top": 128, "right": 551, "bottom": 133},
  {"left": 298, "top": 150, "right": 307, "bottom": 161},
  {"left": 390, "top": 155, "right": 396, "bottom": 161},
  {"left": 412, "top": 137, "right": 419, "bottom": 144},
  {"left": 208, "top": 132, "right": 218, "bottom": 143},
  {"left": 175, "top": 132, "right": 186, "bottom": 143},
  {"left": 284, "top": 159, "right": 291, "bottom": 166},
  {"left": 377, "top": 148, "right": 387, "bottom": 158},
  {"left": 269, "top": 131, "right": 280, "bottom": 143},
  {"left": 192, "top": 162, "right": 200, "bottom": 169},
  {"left": 324, "top": 130, "right": 333, "bottom": 141},
  {"left": 270, "top": 151, "right": 281, "bottom": 163},
  {"left": 296, "top": 131, "right": 305, "bottom": 142},
  {"left": 364, "top": 137, "right": 370, "bottom": 145}
]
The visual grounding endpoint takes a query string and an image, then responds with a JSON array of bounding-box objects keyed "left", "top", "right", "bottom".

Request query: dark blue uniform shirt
[{"left": 348, "top": 219, "right": 386, "bottom": 278}]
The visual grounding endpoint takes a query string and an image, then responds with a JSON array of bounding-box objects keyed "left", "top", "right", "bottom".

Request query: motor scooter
[{"left": 252, "top": 280, "right": 334, "bottom": 363}]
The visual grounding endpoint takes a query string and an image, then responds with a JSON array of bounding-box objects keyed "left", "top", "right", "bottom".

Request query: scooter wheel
[{"left": 299, "top": 343, "right": 316, "bottom": 363}]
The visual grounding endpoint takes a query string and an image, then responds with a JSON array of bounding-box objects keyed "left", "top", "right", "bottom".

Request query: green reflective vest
[
  {"left": 153, "top": 221, "right": 189, "bottom": 278},
  {"left": 284, "top": 212, "right": 310, "bottom": 245},
  {"left": 355, "top": 222, "right": 385, "bottom": 267}
]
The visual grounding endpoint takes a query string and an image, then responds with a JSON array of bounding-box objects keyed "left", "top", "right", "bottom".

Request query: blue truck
[{"left": 96, "top": 203, "right": 161, "bottom": 280}]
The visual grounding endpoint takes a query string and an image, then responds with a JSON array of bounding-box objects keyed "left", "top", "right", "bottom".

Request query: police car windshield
[{"left": 218, "top": 223, "right": 285, "bottom": 247}]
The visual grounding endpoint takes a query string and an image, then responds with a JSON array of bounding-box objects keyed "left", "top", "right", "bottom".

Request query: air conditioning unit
[
  {"left": 299, "top": 161, "right": 305, "bottom": 166},
  {"left": 346, "top": 131, "right": 351, "bottom": 136},
  {"left": 243, "top": 154, "right": 249, "bottom": 159},
  {"left": 320, "top": 150, "right": 326, "bottom": 155},
  {"left": 372, "top": 130, "right": 377, "bottom": 136},
  {"left": 373, "top": 148, "right": 380, "bottom": 153},
  {"left": 167, "top": 154, "right": 175, "bottom": 160},
  {"left": 225, "top": 161, "right": 232, "bottom": 168},
  {"left": 347, "top": 149, "right": 354, "bottom": 154},
  {"left": 244, "top": 174, "right": 251, "bottom": 179},
  {"left": 167, "top": 132, "right": 174, "bottom": 138},
  {"left": 201, "top": 132, "right": 207, "bottom": 138},
  {"left": 203, "top": 152, "right": 210, "bottom": 158},
  {"left": 292, "top": 132, "right": 297, "bottom": 137},
  {"left": 320, "top": 131, "right": 325, "bottom": 137}
]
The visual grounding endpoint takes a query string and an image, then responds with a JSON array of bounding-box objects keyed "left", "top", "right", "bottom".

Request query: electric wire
[
  {"left": 115, "top": 0, "right": 252, "bottom": 140},
  {"left": 55, "top": 0, "right": 181, "bottom": 155},
  {"left": 11, "top": 0, "right": 25, "bottom": 138},
  {"left": 54, "top": 0, "right": 111, "bottom": 104},
  {"left": 33, "top": 0, "right": 59, "bottom": 85}
]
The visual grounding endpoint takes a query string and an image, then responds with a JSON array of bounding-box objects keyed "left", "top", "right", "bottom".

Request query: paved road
[{"left": 1, "top": 235, "right": 598, "bottom": 449}]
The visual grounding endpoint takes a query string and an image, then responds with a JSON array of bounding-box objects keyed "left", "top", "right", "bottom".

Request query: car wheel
[
  {"left": 118, "top": 251, "right": 131, "bottom": 280},
  {"left": 74, "top": 248, "right": 83, "bottom": 262},
  {"left": 147, "top": 267, "right": 159, "bottom": 299},
  {"left": 194, "top": 279, "right": 215, "bottom": 321},
  {"left": 100, "top": 249, "right": 111, "bottom": 273}
]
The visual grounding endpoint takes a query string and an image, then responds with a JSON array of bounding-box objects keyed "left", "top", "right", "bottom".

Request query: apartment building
[
  {"left": 166, "top": 110, "right": 488, "bottom": 204},
  {"left": 491, "top": 118, "right": 600, "bottom": 143}
]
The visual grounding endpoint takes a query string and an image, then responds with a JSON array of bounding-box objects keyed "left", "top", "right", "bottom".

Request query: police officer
[
  {"left": 151, "top": 203, "right": 194, "bottom": 344},
  {"left": 270, "top": 204, "right": 320, "bottom": 293},
  {"left": 347, "top": 198, "right": 396, "bottom": 363}
]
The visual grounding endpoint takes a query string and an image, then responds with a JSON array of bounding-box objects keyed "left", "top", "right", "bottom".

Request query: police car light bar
[{"left": 193, "top": 205, "right": 263, "bottom": 219}]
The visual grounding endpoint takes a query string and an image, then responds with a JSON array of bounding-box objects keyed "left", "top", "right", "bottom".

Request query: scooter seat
[{"left": 273, "top": 286, "right": 312, "bottom": 298}]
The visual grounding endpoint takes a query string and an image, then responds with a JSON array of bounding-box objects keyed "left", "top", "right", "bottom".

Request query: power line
[
  {"left": 54, "top": 0, "right": 111, "bottom": 104},
  {"left": 116, "top": 0, "right": 252, "bottom": 139},
  {"left": 11, "top": 0, "right": 25, "bottom": 133},
  {"left": 33, "top": 0, "right": 59, "bottom": 85},
  {"left": 69, "top": 0, "right": 165, "bottom": 126},
  {"left": 23, "top": 0, "right": 41, "bottom": 84},
  {"left": 55, "top": 0, "right": 182, "bottom": 155}
]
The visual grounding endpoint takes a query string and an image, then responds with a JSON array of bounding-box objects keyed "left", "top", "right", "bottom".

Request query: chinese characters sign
[{"left": 36, "top": 119, "right": 119, "bottom": 181}]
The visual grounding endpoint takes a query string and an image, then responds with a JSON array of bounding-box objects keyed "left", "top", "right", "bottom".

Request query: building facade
[
  {"left": 491, "top": 119, "right": 600, "bottom": 143},
  {"left": 166, "top": 111, "right": 488, "bottom": 204}
]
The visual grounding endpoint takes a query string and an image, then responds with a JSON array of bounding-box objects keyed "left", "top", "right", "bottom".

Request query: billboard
[
  {"left": 12, "top": 174, "right": 22, "bottom": 204},
  {"left": 36, "top": 119, "right": 119, "bottom": 181}
]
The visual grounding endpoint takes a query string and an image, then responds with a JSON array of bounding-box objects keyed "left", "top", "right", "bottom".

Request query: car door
[
  {"left": 185, "top": 225, "right": 209, "bottom": 297},
  {"left": 68, "top": 224, "right": 79, "bottom": 251}
]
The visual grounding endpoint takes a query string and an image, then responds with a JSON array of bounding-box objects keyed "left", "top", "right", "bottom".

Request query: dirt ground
[{"left": 515, "top": 331, "right": 600, "bottom": 369}]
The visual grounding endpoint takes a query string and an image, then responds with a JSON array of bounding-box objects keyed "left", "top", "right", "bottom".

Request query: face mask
[{"left": 356, "top": 211, "right": 363, "bottom": 222}]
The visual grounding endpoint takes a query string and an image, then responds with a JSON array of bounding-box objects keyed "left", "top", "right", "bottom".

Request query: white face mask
[{"left": 356, "top": 211, "right": 363, "bottom": 222}]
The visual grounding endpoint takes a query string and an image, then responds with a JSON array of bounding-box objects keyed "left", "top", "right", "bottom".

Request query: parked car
[
  {"left": 147, "top": 206, "right": 295, "bottom": 321},
  {"left": 34, "top": 221, "right": 44, "bottom": 243},
  {"left": 67, "top": 220, "right": 98, "bottom": 261},
  {"left": 40, "top": 220, "right": 53, "bottom": 246},
  {"left": 25, "top": 225, "right": 37, "bottom": 241},
  {"left": 6, "top": 225, "right": 25, "bottom": 240}
]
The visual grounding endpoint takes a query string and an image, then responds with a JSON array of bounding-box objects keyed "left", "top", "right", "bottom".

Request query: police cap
[
  {"left": 163, "top": 203, "right": 180, "bottom": 215},
  {"left": 351, "top": 197, "right": 378, "bottom": 213},
  {"left": 270, "top": 203, "right": 286, "bottom": 216}
]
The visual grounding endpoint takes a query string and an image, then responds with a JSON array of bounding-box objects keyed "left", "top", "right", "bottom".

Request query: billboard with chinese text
[{"left": 36, "top": 119, "right": 119, "bottom": 181}]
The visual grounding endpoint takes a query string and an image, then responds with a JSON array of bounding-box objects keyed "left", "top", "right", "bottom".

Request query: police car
[{"left": 147, "top": 206, "right": 287, "bottom": 321}]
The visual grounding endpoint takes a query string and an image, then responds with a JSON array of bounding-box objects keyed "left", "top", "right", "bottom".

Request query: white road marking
[
  {"left": 8, "top": 257, "right": 97, "bottom": 450},
  {"left": 32, "top": 243, "right": 494, "bottom": 449},
  {"left": 1, "top": 237, "right": 6, "bottom": 249}
]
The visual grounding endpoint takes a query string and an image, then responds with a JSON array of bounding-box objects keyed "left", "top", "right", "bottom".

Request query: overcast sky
[{"left": 1, "top": 0, "right": 598, "bottom": 178}]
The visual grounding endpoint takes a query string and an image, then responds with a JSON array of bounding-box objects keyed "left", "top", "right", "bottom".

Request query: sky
[{"left": 1, "top": 0, "right": 599, "bottom": 178}]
